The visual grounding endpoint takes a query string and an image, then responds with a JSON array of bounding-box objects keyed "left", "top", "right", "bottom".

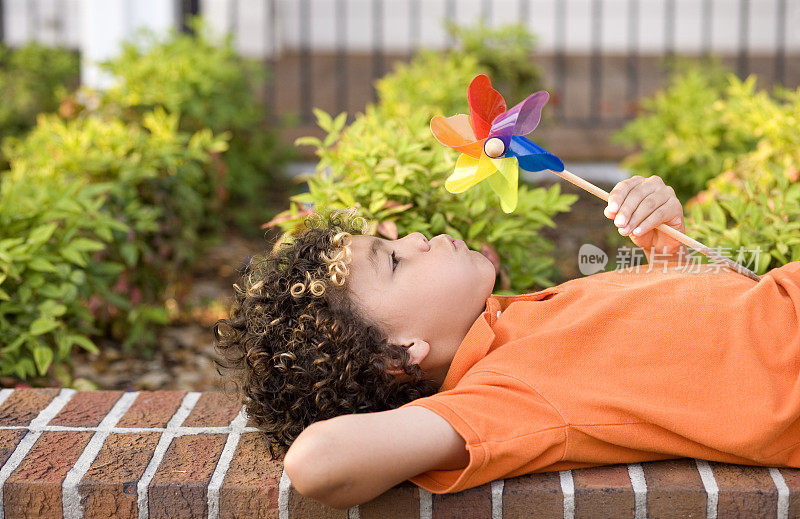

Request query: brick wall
[{"left": 2, "top": 387, "right": 800, "bottom": 518}]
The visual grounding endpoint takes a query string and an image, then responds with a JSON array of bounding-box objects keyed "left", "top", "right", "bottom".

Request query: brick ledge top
[{"left": 2, "top": 387, "right": 800, "bottom": 518}]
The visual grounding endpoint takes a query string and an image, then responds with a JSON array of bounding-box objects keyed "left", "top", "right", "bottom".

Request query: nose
[{"left": 408, "top": 232, "right": 430, "bottom": 251}]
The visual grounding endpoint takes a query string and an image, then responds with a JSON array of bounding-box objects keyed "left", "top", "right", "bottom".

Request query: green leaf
[
  {"left": 28, "top": 258, "right": 59, "bottom": 273},
  {"left": 2, "top": 335, "right": 27, "bottom": 354},
  {"left": 120, "top": 243, "right": 139, "bottom": 267},
  {"left": 32, "top": 345, "right": 53, "bottom": 376},
  {"left": 28, "top": 223, "right": 58, "bottom": 245},
  {"left": 67, "top": 334, "right": 100, "bottom": 354},
  {"left": 467, "top": 219, "right": 488, "bottom": 239},
  {"left": 29, "top": 317, "right": 59, "bottom": 336},
  {"left": 69, "top": 238, "right": 106, "bottom": 252},
  {"left": 60, "top": 247, "right": 87, "bottom": 267}
]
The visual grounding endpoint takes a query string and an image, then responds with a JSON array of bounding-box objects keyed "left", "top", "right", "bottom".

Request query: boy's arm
[{"left": 283, "top": 405, "right": 469, "bottom": 510}]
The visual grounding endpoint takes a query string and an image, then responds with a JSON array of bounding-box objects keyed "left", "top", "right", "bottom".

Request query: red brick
[
  {"left": 503, "top": 471, "right": 563, "bottom": 519},
  {"left": 219, "top": 431, "right": 283, "bottom": 519},
  {"left": 148, "top": 434, "right": 227, "bottom": 518},
  {"left": 0, "top": 429, "right": 28, "bottom": 466},
  {"left": 79, "top": 432, "right": 162, "bottom": 519},
  {"left": 0, "top": 388, "right": 59, "bottom": 426},
  {"left": 572, "top": 464, "right": 635, "bottom": 518},
  {"left": 360, "top": 481, "right": 420, "bottom": 519},
  {"left": 288, "top": 488, "right": 349, "bottom": 519},
  {"left": 778, "top": 467, "right": 800, "bottom": 517},
  {"left": 3, "top": 430, "right": 93, "bottom": 518},
  {"left": 182, "top": 392, "right": 241, "bottom": 427},
  {"left": 116, "top": 391, "right": 187, "bottom": 428},
  {"left": 50, "top": 390, "right": 124, "bottom": 427},
  {"left": 709, "top": 462, "right": 778, "bottom": 518},
  {"left": 432, "top": 483, "right": 492, "bottom": 519},
  {"left": 641, "top": 458, "right": 707, "bottom": 519}
]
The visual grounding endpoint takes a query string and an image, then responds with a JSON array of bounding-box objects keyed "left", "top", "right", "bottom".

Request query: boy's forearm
[
  {"left": 284, "top": 406, "right": 469, "bottom": 510},
  {"left": 283, "top": 412, "right": 425, "bottom": 510}
]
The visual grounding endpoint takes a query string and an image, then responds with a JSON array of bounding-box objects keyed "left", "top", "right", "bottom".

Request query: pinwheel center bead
[{"left": 484, "top": 138, "right": 505, "bottom": 158}]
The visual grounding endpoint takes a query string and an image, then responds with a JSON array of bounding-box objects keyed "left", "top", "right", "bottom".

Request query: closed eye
[{"left": 391, "top": 251, "right": 399, "bottom": 271}]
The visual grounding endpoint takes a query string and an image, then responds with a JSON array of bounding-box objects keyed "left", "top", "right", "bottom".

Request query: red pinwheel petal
[
  {"left": 467, "top": 74, "right": 506, "bottom": 140},
  {"left": 430, "top": 114, "right": 485, "bottom": 158}
]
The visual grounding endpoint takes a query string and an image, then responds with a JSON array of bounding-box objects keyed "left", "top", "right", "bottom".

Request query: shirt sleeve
[{"left": 399, "top": 370, "right": 567, "bottom": 494}]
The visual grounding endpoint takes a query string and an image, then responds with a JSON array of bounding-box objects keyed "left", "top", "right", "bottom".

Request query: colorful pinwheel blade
[
  {"left": 486, "top": 157, "right": 519, "bottom": 213},
  {"left": 487, "top": 91, "right": 549, "bottom": 149},
  {"left": 467, "top": 74, "right": 506, "bottom": 140},
  {"left": 504, "top": 135, "right": 565, "bottom": 173},
  {"left": 430, "top": 114, "right": 484, "bottom": 159},
  {"left": 445, "top": 153, "right": 499, "bottom": 194}
]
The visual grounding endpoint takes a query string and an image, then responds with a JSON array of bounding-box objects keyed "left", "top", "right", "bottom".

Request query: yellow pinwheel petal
[
  {"left": 486, "top": 157, "right": 519, "bottom": 213},
  {"left": 445, "top": 153, "right": 499, "bottom": 193}
]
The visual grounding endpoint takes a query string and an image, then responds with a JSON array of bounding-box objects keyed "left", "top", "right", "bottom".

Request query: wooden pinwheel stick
[{"left": 548, "top": 168, "right": 763, "bottom": 282}]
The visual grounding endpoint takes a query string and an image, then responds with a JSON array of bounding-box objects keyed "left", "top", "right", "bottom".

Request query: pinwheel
[
  {"left": 430, "top": 74, "right": 564, "bottom": 214},
  {"left": 430, "top": 74, "right": 762, "bottom": 282}
]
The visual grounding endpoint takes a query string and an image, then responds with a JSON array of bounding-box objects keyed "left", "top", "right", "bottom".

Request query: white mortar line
[
  {"left": 0, "top": 388, "right": 76, "bottom": 519},
  {"left": 419, "top": 488, "right": 432, "bottom": 519},
  {"left": 278, "top": 468, "right": 291, "bottom": 519},
  {"left": 206, "top": 406, "right": 248, "bottom": 519},
  {"left": 347, "top": 505, "right": 360, "bottom": 519},
  {"left": 0, "top": 425, "right": 261, "bottom": 433},
  {"left": 491, "top": 479, "right": 504, "bottom": 519},
  {"left": 627, "top": 463, "right": 648, "bottom": 519},
  {"left": 559, "top": 470, "right": 575, "bottom": 519},
  {"left": 137, "top": 392, "right": 201, "bottom": 519},
  {"left": 695, "top": 459, "right": 719, "bottom": 519},
  {"left": 0, "top": 388, "right": 14, "bottom": 408},
  {"left": 62, "top": 391, "right": 139, "bottom": 519},
  {"left": 769, "top": 467, "right": 790, "bottom": 519}
]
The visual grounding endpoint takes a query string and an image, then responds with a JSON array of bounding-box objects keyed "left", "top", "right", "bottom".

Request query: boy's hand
[{"left": 603, "top": 175, "right": 686, "bottom": 257}]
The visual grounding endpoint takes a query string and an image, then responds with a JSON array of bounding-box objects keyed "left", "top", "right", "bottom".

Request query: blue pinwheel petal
[{"left": 503, "top": 135, "right": 564, "bottom": 173}]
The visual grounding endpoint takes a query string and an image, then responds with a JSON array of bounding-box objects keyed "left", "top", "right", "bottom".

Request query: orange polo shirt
[{"left": 400, "top": 260, "right": 800, "bottom": 494}]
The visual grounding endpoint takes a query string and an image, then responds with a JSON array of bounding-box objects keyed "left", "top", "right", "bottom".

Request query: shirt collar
[{"left": 438, "top": 287, "right": 561, "bottom": 392}]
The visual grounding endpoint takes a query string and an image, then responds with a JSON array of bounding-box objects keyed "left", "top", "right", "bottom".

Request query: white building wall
[{"left": 2, "top": 0, "right": 798, "bottom": 58}]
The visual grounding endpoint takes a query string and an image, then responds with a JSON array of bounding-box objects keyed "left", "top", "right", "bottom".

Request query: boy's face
[{"left": 346, "top": 232, "right": 496, "bottom": 387}]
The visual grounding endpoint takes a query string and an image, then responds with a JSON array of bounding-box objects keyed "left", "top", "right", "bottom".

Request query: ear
[{"left": 386, "top": 338, "right": 430, "bottom": 377}]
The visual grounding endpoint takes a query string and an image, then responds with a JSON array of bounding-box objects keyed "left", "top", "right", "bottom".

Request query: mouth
[{"left": 446, "top": 234, "right": 463, "bottom": 250}]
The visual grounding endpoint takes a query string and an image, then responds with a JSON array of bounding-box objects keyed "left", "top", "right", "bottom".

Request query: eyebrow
[{"left": 368, "top": 238, "right": 383, "bottom": 278}]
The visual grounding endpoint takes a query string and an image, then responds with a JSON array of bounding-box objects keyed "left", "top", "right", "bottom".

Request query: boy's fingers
[
  {"left": 607, "top": 178, "right": 663, "bottom": 229},
  {"left": 625, "top": 195, "right": 671, "bottom": 235},
  {"left": 629, "top": 198, "right": 682, "bottom": 236},
  {"left": 625, "top": 189, "right": 672, "bottom": 231},
  {"left": 606, "top": 176, "right": 645, "bottom": 216}
]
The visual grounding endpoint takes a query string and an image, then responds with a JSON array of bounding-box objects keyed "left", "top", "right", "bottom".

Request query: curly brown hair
[{"left": 213, "top": 208, "right": 440, "bottom": 459}]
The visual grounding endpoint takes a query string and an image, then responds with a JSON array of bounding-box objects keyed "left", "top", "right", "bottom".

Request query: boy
[{"left": 214, "top": 175, "right": 800, "bottom": 510}]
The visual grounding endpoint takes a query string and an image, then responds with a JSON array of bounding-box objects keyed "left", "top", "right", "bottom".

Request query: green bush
[
  {"left": 373, "top": 50, "right": 479, "bottom": 119},
  {"left": 96, "top": 19, "right": 293, "bottom": 233},
  {"left": 0, "top": 176, "right": 123, "bottom": 381},
  {"left": 2, "top": 108, "right": 227, "bottom": 355},
  {"left": 613, "top": 59, "right": 758, "bottom": 203},
  {"left": 0, "top": 42, "right": 79, "bottom": 141},
  {"left": 682, "top": 83, "right": 800, "bottom": 273},
  {"left": 617, "top": 59, "right": 800, "bottom": 273},
  {"left": 445, "top": 19, "right": 545, "bottom": 106},
  {"left": 685, "top": 172, "right": 800, "bottom": 274},
  {"left": 268, "top": 50, "right": 576, "bottom": 292}
]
